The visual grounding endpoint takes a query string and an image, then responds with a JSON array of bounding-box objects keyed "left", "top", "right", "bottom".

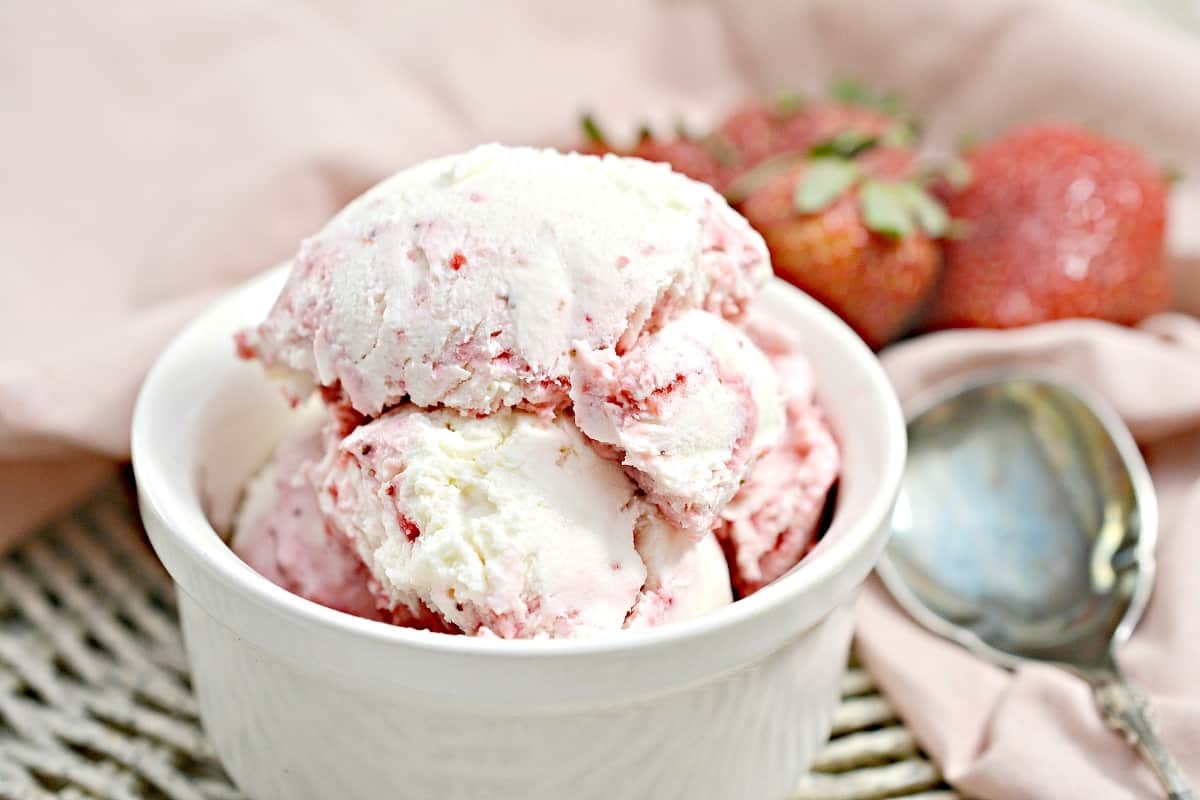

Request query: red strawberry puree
[
  {"left": 717, "top": 308, "right": 840, "bottom": 596},
  {"left": 231, "top": 402, "right": 383, "bottom": 620},
  {"left": 570, "top": 309, "right": 786, "bottom": 538}
]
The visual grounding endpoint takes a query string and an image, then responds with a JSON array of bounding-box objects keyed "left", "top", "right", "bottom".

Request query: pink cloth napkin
[
  {"left": 4, "top": 0, "right": 1198, "bottom": 795},
  {"left": 862, "top": 315, "right": 1200, "bottom": 798}
]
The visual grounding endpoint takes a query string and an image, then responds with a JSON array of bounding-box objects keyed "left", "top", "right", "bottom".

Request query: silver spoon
[{"left": 877, "top": 374, "right": 1195, "bottom": 800}]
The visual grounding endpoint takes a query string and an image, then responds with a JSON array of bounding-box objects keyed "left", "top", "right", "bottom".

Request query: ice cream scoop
[
  {"left": 717, "top": 308, "right": 840, "bottom": 595},
  {"left": 231, "top": 401, "right": 381, "bottom": 619},
  {"left": 571, "top": 309, "right": 784, "bottom": 536},
  {"left": 625, "top": 514, "right": 732, "bottom": 628},
  {"left": 318, "top": 404, "right": 733, "bottom": 638},
  {"left": 239, "top": 144, "right": 770, "bottom": 418}
]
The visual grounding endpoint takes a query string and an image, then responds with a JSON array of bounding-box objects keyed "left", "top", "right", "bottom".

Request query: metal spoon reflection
[{"left": 878, "top": 375, "right": 1194, "bottom": 800}]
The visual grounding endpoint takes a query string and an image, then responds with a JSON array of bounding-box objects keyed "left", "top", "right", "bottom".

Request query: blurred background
[
  {"left": 1104, "top": 0, "right": 1200, "bottom": 31},
  {"left": 2, "top": 2, "right": 1200, "bottom": 798}
]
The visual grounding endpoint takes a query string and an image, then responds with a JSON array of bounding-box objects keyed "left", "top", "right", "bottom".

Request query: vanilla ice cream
[
  {"left": 238, "top": 145, "right": 770, "bottom": 418},
  {"left": 625, "top": 513, "right": 733, "bottom": 628},
  {"left": 717, "top": 310, "right": 840, "bottom": 595},
  {"left": 232, "top": 401, "right": 381, "bottom": 619},
  {"left": 318, "top": 405, "right": 727, "bottom": 638},
  {"left": 316, "top": 404, "right": 734, "bottom": 638},
  {"left": 571, "top": 309, "right": 785, "bottom": 536}
]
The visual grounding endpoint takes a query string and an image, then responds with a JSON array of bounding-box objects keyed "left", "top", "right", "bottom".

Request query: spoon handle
[{"left": 1090, "top": 670, "right": 1195, "bottom": 800}]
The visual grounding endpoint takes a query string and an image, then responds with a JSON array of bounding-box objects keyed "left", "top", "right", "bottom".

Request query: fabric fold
[{"left": 859, "top": 315, "right": 1200, "bottom": 797}]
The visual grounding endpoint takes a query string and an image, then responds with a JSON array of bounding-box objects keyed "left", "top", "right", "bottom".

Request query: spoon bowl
[
  {"left": 878, "top": 374, "right": 1194, "bottom": 800},
  {"left": 880, "top": 374, "right": 1155, "bottom": 671}
]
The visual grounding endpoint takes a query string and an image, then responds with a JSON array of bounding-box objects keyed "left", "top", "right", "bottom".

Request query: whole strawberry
[
  {"left": 925, "top": 125, "right": 1169, "bottom": 329},
  {"left": 740, "top": 153, "right": 946, "bottom": 349}
]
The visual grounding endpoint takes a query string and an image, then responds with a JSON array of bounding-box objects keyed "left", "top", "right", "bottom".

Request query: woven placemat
[{"left": 0, "top": 482, "right": 955, "bottom": 800}]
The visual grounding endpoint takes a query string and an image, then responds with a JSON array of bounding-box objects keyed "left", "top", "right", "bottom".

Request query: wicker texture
[{"left": 0, "top": 485, "right": 953, "bottom": 799}]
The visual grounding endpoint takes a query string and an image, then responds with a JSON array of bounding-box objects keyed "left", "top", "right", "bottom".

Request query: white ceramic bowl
[{"left": 132, "top": 268, "right": 905, "bottom": 800}]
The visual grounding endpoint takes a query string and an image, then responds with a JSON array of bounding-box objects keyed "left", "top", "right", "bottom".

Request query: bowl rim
[{"left": 131, "top": 267, "right": 906, "bottom": 659}]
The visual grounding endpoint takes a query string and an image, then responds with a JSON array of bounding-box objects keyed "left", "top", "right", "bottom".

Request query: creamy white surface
[
  {"left": 319, "top": 407, "right": 650, "bottom": 637},
  {"left": 625, "top": 513, "right": 733, "bottom": 628},
  {"left": 243, "top": 144, "right": 770, "bottom": 416}
]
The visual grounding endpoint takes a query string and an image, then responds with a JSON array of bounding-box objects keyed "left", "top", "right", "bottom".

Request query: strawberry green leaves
[
  {"left": 881, "top": 120, "right": 919, "bottom": 148},
  {"left": 810, "top": 129, "right": 878, "bottom": 159},
  {"left": 580, "top": 114, "right": 607, "bottom": 145},
  {"left": 905, "top": 184, "right": 950, "bottom": 236},
  {"left": 917, "top": 157, "right": 973, "bottom": 191},
  {"left": 827, "top": 77, "right": 921, "bottom": 149},
  {"left": 859, "top": 180, "right": 949, "bottom": 238},
  {"left": 939, "top": 157, "right": 973, "bottom": 190},
  {"left": 858, "top": 181, "right": 910, "bottom": 236},
  {"left": 794, "top": 159, "right": 950, "bottom": 239},
  {"left": 795, "top": 158, "right": 860, "bottom": 213},
  {"left": 774, "top": 91, "right": 804, "bottom": 116},
  {"left": 829, "top": 78, "right": 906, "bottom": 117}
]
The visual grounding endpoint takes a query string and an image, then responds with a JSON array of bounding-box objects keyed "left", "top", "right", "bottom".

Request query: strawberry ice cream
[
  {"left": 238, "top": 144, "right": 770, "bottom": 419},
  {"left": 625, "top": 514, "right": 733, "bottom": 629},
  {"left": 717, "top": 310, "right": 840, "bottom": 595},
  {"left": 570, "top": 309, "right": 784, "bottom": 536},
  {"left": 232, "top": 402, "right": 381, "bottom": 619},
  {"left": 318, "top": 405, "right": 730, "bottom": 638},
  {"left": 230, "top": 144, "right": 840, "bottom": 638}
]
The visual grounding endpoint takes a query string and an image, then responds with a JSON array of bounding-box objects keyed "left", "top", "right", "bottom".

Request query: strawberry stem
[
  {"left": 581, "top": 114, "right": 606, "bottom": 145},
  {"left": 829, "top": 78, "right": 906, "bottom": 117},
  {"left": 810, "top": 129, "right": 878, "bottom": 159}
]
